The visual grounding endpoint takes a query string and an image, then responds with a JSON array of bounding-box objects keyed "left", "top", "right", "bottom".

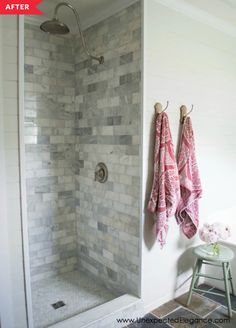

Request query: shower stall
[{"left": 22, "top": 0, "right": 142, "bottom": 327}]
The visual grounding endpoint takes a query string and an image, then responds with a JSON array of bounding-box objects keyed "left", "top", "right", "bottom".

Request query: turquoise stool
[{"left": 187, "top": 244, "right": 235, "bottom": 318}]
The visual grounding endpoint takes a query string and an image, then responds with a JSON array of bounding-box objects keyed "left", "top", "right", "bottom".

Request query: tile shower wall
[
  {"left": 24, "top": 24, "right": 77, "bottom": 282},
  {"left": 74, "top": 2, "right": 141, "bottom": 295}
]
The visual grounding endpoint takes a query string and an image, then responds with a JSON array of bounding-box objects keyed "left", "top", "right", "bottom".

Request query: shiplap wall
[
  {"left": 0, "top": 16, "right": 27, "bottom": 328},
  {"left": 1, "top": 2, "right": 236, "bottom": 326},
  {"left": 142, "top": 0, "right": 236, "bottom": 312}
]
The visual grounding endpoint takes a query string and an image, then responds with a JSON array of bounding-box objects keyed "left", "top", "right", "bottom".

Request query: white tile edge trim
[
  {"left": 18, "top": 15, "right": 34, "bottom": 328},
  {"left": 49, "top": 294, "right": 142, "bottom": 328}
]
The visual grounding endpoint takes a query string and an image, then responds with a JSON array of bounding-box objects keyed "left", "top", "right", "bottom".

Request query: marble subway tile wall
[
  {"left": 74, "top": 1, "right": 141, "bottom": 295},
  {"left": 24, "top": 23, "right": 77, "bottom": 282}
]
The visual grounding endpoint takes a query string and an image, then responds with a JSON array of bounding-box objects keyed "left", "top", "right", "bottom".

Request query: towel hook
[
  {"left": 154, "top": 101, "right": 169, "bottom": 114},
  {"left": 180, "top": 104, "right": 194, "bottom": 123}
]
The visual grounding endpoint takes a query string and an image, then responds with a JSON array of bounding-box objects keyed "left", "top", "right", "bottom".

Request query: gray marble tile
[
  {"left": 120, "top": 52, "right": 133, "bottom": 65},
  {"left": 25, "top": 0, "right": 141, "bottom": 299}
]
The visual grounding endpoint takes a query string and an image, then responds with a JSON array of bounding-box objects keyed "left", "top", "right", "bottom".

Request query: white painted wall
[
  {"left": 0, "top": 16, "right": 27, "bottom": 328},
  {"left": 0, "top": 16, "right": 14, "bottom": 328},
  {"left": 141, "top": 0, "right": 236, "bottom": 312},
  {"left": 1, "top": 1, "right": 236, "bottom": 326}
]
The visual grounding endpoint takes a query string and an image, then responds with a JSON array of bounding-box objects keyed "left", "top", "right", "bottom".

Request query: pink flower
[
  {"left": 218, "top": 225, "right": 231, "bottom": 240},
  {"left": 199, "top": 222, "right": 230, "bottom": 243},
  {"left": 208, "top": 232, "right": 219, "bottom": 243}
]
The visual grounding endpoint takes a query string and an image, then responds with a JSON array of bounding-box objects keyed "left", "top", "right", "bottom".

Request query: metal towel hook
[
  {"left": 187, "top": 104, "right": 194, "bottom": 116},
  {"left": 154, "top": 101, "right": 169, "bottom": 114},
  {"left": 180, "top": 104, "right": 194, "bottom": 123}
]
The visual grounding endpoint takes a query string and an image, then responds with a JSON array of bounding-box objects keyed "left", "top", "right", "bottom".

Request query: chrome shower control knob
[{"left": 95, "top": 163, "right": 108, "bottom": 183}]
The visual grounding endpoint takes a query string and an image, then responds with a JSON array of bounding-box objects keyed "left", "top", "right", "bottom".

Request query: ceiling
[
  {"left": 183, "top": 0, "right": 236, "bottom": 28},
  {"left": 37, "top": 0, "right": 137, "bottom": 31},
  {"left": 33, "top": 0, "right": 236, "bottom": 35}
]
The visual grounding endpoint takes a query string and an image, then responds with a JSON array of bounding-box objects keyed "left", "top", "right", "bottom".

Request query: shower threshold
[{"left": 31, "top": 270, "right": 120, "bottom": 328}]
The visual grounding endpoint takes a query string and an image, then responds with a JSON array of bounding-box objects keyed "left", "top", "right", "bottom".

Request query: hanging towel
[
  {"left": 176, "top": 116, "right": 202, "bottom": 239},
  {"left": 147, "top": 112, "right": 180, "bottom": 247}
]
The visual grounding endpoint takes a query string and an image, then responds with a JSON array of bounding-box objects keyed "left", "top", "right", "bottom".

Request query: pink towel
[
  {"left": 176, "top": 117, "right": 202, "bottom": 239},
  {"left": 147, "top": 112, "right": 180, "bottom": 247}
]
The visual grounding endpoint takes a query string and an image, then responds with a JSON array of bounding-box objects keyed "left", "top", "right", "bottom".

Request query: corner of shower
[{"left": 20, "top": 1, "right": 142, "bottom": 327}]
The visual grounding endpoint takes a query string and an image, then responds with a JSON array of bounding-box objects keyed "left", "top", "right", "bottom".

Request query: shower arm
[{"left": 54, "top": 2, "right": 104, "bottom": 64}]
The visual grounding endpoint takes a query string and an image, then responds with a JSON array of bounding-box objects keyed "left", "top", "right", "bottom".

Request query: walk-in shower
[
  {"left": 23, "top": 0, "right": 141, "bottom": 327},
  {"left": 40, "top": 2, "right": 104, "bottom": 64}
]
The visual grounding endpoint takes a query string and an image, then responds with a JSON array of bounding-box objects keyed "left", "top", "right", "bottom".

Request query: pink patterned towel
[
  {"left": 176, "top": 117, "right": 202, "bottom": 239},
  {"left": 147, "top": 112, "right": 180, "bottom": 247}
]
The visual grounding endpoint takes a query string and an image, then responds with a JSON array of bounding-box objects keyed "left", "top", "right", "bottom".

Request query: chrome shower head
[{"left": 40, "top": 18, "right": 70, "bottom": 35}]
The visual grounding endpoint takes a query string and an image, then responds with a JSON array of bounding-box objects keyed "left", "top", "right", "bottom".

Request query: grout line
[
  {"left": 212, "top": 323, "right": 222, "bottom": 328},
  {"left": 203, "top": 304, "right": 221, "bottom": 318},
  {"left": 153, "top": 295, "right": 212, "bottom": 320},
  {"left": 200, "top": 288, "right": 236, "bottom": 312},
  {"left": 189, "top": 293, "right": 220, "bottom": 317},
  {"left": 149, "top": 286, "right": 236, "bottom": 328},
  {"left": 151, "top": 305, "right": 182, "bottom": 319},
  {"left": 221, "top": 305, "right": 236, "bottom": 314},
  {"left": 180, "top": 305, "right": 204, "bottom": 318},
  {"left": 163, "top": 305, "right": 182, "bottom": 317},
  {"left": 150, "top": 306, "right": 182, "bottom": 328}
]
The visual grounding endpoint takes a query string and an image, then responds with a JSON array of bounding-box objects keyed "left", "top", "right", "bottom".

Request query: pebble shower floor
[{"left": 32, "top": 271, "right": 118, "bottom": 328}]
